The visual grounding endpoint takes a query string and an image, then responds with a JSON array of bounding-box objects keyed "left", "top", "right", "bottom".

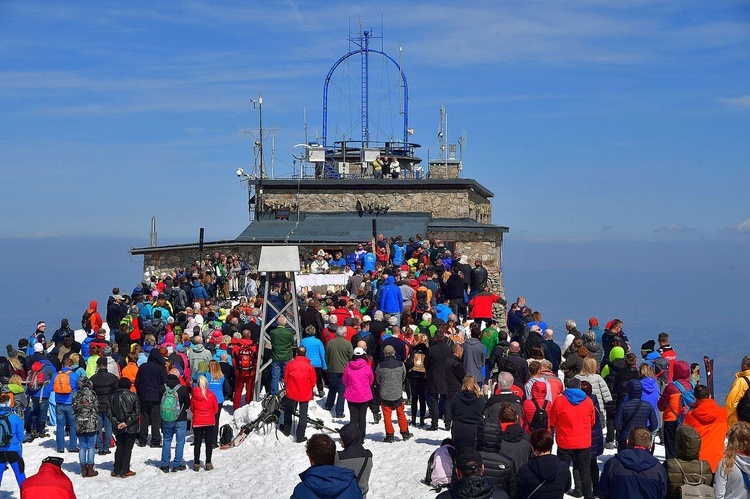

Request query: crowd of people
[{"left": 3, "top": 241, "right": 750, "bottom": 499}]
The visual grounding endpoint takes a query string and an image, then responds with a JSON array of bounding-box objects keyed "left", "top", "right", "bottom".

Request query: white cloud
[
  {"left": 721, "top": 95, "right": 750, "bottom": 109},
  {"left": 725, "top": 219, "right": 750, "bottom": 233},
  {"left": 654, "top": 223, "right": 697, "bottom": 233}
]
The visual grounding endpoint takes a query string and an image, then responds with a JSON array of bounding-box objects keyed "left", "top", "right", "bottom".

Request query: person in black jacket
[
  {"left": 159, "top": 374, "right": 191, "bottom": 473},
  {"left": 405, "top": 334, "right": 429, "bottom": 426},
  {"left": 134, "top": 348, "right": 166, "bottom": 447},
  {"left": 598, "top": 427, "right": 667, "bottom": 499},
  {"left": 90, "top": 358, "right": 119, "bottom": 456},
  {"left": 444, "top": 344, "right": 466, "bottom": 432},
  {"left": 523, "top": 326, "right": 544, "bottom": 360},
  {"left": 496, "top": 403, "right": 533, "bottom": 473},
  {"left": 437, "top": 447, "right": 509, "bottom": 499},
  {"left": 426, "top": 329, "right": 452, "bottom": 431},
  {"left": 301, "top": 300, "right": 324, "bottom": 338},
  {"left": 614, "top": 379, "right": 658, "bottom": 452},
  {"left": 449, "top": 375, "right": 486, "bottom": 451},
  {"left": 517, "top": 429, "right": 572, "bottom": 499},
  {"left": 443, "top": 269, "right": 467, "bottom": 322},
  {"left": 497, "top": 342, "right": 530, "bottom": 389},
  {"left": 542, "top": 329, "right": 562, "bottom": 374},
  {"left": 109, "top": 378, "right": 140, "bottom": 478}
]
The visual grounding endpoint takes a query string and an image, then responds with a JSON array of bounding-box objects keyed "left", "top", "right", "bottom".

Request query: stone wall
[
  {"left": 260, "top": 187, "right": 491, "bottom": 222},
  {"left": 427, "top": 230, "right": 503, "bottom": 268},
  {"left": 140, "top": 245, "right": 261, "bottom": 279}
]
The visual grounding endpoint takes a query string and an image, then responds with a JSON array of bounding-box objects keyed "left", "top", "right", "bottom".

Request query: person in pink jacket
[{"left": 343, "top": 348, "right": 374, "bottom": 444}]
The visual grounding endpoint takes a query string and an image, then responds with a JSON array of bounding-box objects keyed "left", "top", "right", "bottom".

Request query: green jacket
[
  {"left": 480, "top": 327, "right": 499, "bottom": 354},
  {"left": 326, "top": 337, "right": 353, "bottom": 374},
  {"left": 268, "top": 326, "right": 295, "bottom": 362}
]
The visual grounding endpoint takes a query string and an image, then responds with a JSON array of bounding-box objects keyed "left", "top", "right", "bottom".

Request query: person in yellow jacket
[{"left": 724, "top": 355, "right": 750, "bottom": 425}]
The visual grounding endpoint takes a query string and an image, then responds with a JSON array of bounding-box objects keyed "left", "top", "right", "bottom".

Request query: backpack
[
  {"left": 160, "top": 386, "right": 181, "bottom": 422},
  {"left": 141, "top": 315, "right": 154, "bottom": 335},
  {"left": 736, "top": 377, "right": 750, "bottom": 424},
  {"left": 237, "top": 344, "right": 255, "bottom": 372},
  {"left": 73, "top": 388, "right": 100, "bottom": 434},
  {"left": 416, "top": 323, "right": 433, "bottom": 338},
  {"left": 674, "top": 460, "right": 714, "bottom": 499},
  {"left": 415, "top": 290, "right": 429, "bottom": 313},
  {"left": 81, "top": 311, "right": 92, "bottom": 331},
  {"left": 53, "top": 371, "right": 72, "bottom": 395},
  {"left": 151, "top": 318, "right": 166, "bottom": 338},
  {"left": 0, "top": 413, "right": 12, "bottom": 447},
  {"left": 425, "top": 444, "right": 456, "bottom": 488},
  {"left": 169, "top": 288, "right": 185, "bottom": 313},
  {"left": 119, "top": 315, "right": 134, "bottom": 336},
  {"left": 26, "top": 362, "right": 47, "bottom": 391},
  {"left": 411, "top": 352, "right": 426, "bottom": 373},
  {"left": 530, "top": 399, "right": 549, "bottom": 431},
  {"left": 673, "top": 381, "right": 697, "bottom": 424},
  {"left": 220, "top": 424, "right": 234, "bottom": 445}
]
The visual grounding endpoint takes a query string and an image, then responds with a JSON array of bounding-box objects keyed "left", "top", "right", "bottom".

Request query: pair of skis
[
  {"left": 704, "top": 356, "right": 715, "bottom": 399},
  {"left": 294, "top": 410, "right": 339, "bottom": 434}
]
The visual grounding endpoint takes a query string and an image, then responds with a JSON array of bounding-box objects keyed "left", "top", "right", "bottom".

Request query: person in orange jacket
[
  {"left": 684, "top": 384, "right": 728, "bottom": 472},
  {"left": 20, "top": 456, "right": 76, "bottom": 499}
]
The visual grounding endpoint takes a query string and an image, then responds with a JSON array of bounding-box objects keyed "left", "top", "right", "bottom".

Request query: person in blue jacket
[
  {"left": 598, "top": 426, "right": 667, "bottom": 499},
  {"left": 53, "top": 357, "right": 80, "bottom": 453},
  {"left": 291, "top": 433, "right": 362, "bottom": 499},
  {"left": 25, "top": 357, "right": 56, "bottom": 438},
  {"left": 362, "top": 250, "right": 377, "bottom": 275},
  {"left": 192, "top": 279, "right": 209, "bottom": 302},
  {"left": 300, "top": 325, "right": 327, "bottom": 398},
  {"left": 377, "top": 275, "right": 403, "bottom": 320},
  {"left": 0, "top": 393, "right": 26, "bottom": 488}
]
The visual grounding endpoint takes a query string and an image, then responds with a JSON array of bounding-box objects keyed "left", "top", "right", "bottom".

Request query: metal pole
[{"left": 198, "top": 228, "right": 204, "bottom": 269}]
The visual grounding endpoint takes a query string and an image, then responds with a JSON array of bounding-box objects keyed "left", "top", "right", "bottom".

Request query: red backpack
[{"left": 237, "top": 343, "right": 256, "bottom": 372}]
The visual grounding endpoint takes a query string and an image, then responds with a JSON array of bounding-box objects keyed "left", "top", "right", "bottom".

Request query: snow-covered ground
[{"left": 0, "top": 395, "right": 666, "bottom": 498}]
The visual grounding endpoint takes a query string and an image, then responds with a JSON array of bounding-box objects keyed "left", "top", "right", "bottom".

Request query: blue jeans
[
  {"left": 78, "top": 433, "right": 96, "bottom": 465},
  {"left": 96, "top": 413, "right": 112, "bottom": 451},
  {"left": 48, "top": 393, "right": 57, "bottom": 427},
  {"left": 26, "top": 396, "right": 49, "bottom": 433},
  {"left": 325, "top": 372, "right": 346, "bottom": 416},
  {"left": 56, "top": 404, "right": 77, "bottom": 452},
  {"left": 161, "top": 420, "right": 187, "bottom": 468},
  {"left": 270, "top": 360, "right": 288, "bottom": 395}
]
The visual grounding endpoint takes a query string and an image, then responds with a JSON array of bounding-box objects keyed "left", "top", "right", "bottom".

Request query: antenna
[
  {"left": 458, "top": 130, "right": 468, "bottom": 161},
  {"left": 150, "top": 217, "right": 157, "bottom": 247},
  {"left": 269, "top": 122, "right": 280, "bottom": 178}
]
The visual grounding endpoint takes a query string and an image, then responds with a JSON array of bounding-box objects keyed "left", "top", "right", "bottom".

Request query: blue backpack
[{"left": 673, "top": 381, "right": 696, "bottom": 424}]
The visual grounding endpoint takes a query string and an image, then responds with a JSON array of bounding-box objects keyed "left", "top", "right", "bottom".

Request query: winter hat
[
  {"left": 96, "top": 357, "right": 108, "bottom": 367},
  {"left": 353, "top": 347, "right": 367, "bottom": 357},
  {"left": 455, "top": 448, "right": 483, "bottom": 473},
  {"left": 34, "top": 343, "right": 44, "bottom": 353},
  {"left": 641, "top": 340, "right": 656, "bottom": 353},
  {"left": 589, "top": 317, "right": 599, "bottom": 327},
  {"left": 361, "top": 316, "right": 371, "bottom": 323},
  {"left": 118, "top": 378, "right": 132, "bottom": 390},
  {"left": 382, "top": 345, "right": 396, "bottom": 357}
]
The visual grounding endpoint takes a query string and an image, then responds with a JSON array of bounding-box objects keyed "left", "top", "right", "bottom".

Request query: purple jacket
[{"left": 343, "top": 358, "right": 374, "bottom": 403}]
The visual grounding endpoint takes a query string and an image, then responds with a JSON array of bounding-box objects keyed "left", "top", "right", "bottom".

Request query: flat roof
[{"left": 249, "top": 178, "right": 494, "bottom": 199}]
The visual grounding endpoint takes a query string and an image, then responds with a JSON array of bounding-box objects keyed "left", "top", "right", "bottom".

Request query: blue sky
[{"left": 1, "top": 1, "right": 749, "bottom": 245}]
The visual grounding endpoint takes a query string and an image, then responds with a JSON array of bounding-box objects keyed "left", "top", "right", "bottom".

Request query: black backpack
[
  {"left": 737, "top": 378, "right": 750, "bottom": 423},
  {"left": 220, "top": 424, "right": 234, "bottom": 445},
  {"left": 530, "top": 399, "right": 549, "bottom": 431},
  {"left": 415, "top": 290, "right": 429, "bottom": 313},
  {"left": 81, "top": 311, "right": 92, "bottom": 331},
  {"left": 0, "top": 413, "right": 12, "bottom": 447},
  {"left": 169, "top": 288, "right": 185, "bottom": 313}
]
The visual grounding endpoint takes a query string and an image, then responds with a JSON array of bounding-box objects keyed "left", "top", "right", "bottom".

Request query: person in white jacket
[{"left": 715, "top": 421, "right": 750, "bottom": 499}]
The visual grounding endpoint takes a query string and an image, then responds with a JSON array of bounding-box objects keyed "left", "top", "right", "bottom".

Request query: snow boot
[{"left": 87, "top": 464, "right": 98, "bottom": 477}]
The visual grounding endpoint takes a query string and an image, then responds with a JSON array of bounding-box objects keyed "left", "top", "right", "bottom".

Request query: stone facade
[{"left": 260, "top": 187, "right": 491, "bottom": 223}]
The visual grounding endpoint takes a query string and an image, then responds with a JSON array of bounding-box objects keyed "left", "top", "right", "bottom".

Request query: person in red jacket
[
  {"left": 549, "top": 378, "right": 596, "bottom": 499},
  {"left": 468, "top": 288, "right": 507, "bottom": 330},
  {"left": 191, "top": 376, "right": 219, "bottom": 472},
  {"left": 230, "top": 331, "right": 257, "bottom": 410},
  {"left": 20, "top": 456, "right": 76, "bottom": 499},
  {"left": 522, "top": 381, "right": 551, "bottom": 433},
  {"left": 328, "top": 301, "right": 351, "bottom": 328},
  {"left": 279, "top": 347, "right": 317, "bottom": 443},
  {"left": 84, "top": 301, "right": 103, "bottom": 334}
]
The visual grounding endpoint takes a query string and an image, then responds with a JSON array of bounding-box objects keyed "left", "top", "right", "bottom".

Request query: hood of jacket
[
  {"left": 675, "top": 425, "right": 701, "bottom": 461},
  {"left": 689, "top": 398, "right": 727, "bottom": 426},
  {"left": 166, "top": 375, "right": 181, "bottom": 390},
  {"left": 735, "top": 454, "right": 750, "bottom": 474},
  {"left": 643, "top": 351, "right": 661, "bottom": 362},
  {"left": 89, "top": 300, "right": 98, "bottom": 311},
  {"left": 616, "top": 448, "right": 660, "bottom": 472},
  {"left": 531, "top": 380, "right": 548, "bottom": 401},
  {"left": 673, "top": 360, "right": 690, "bottom": 381},
  {"left": 626, "top": 379, "right": 643, "bottom": 400},
  {"left": 148, "top": 348, "right": 166, "bottom": 366},
  {"left": 501, "top": 422, "right": 526, "bottom": 443},
  {"left": 299, "top": 465, "right": 358, "bottom": 497},
  {"left": 384, "top": 276, "right": 396, "bottom": 286},
  {"left": 339, "top": 423, "right": 362, "bottom": 449},
  {"left": 347, "top": 358, "right": 368, "bottom": 371},
  {"left": 447, "top": 476, "right": 495, "bottom": 499},
  {"left": 192, "top": 343, "right": 205, "bottom": 353},
  {"left": 78, "top": 376, "right": 93, "bottom": 390},
  {"left": 456, "top": 390, "right": 479, "bottom": 406},
  {"left": 563, "top": 388, "right": 586, "bottom": 405},
  {"left": 584, "top": 340, "right": 602, "bottom": 354},
  {"left": 609, "top": 346, "right": 625, "bottom": 362},
  {"left": 640, "top": 377, "right": 658, "bottom": 397}
]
